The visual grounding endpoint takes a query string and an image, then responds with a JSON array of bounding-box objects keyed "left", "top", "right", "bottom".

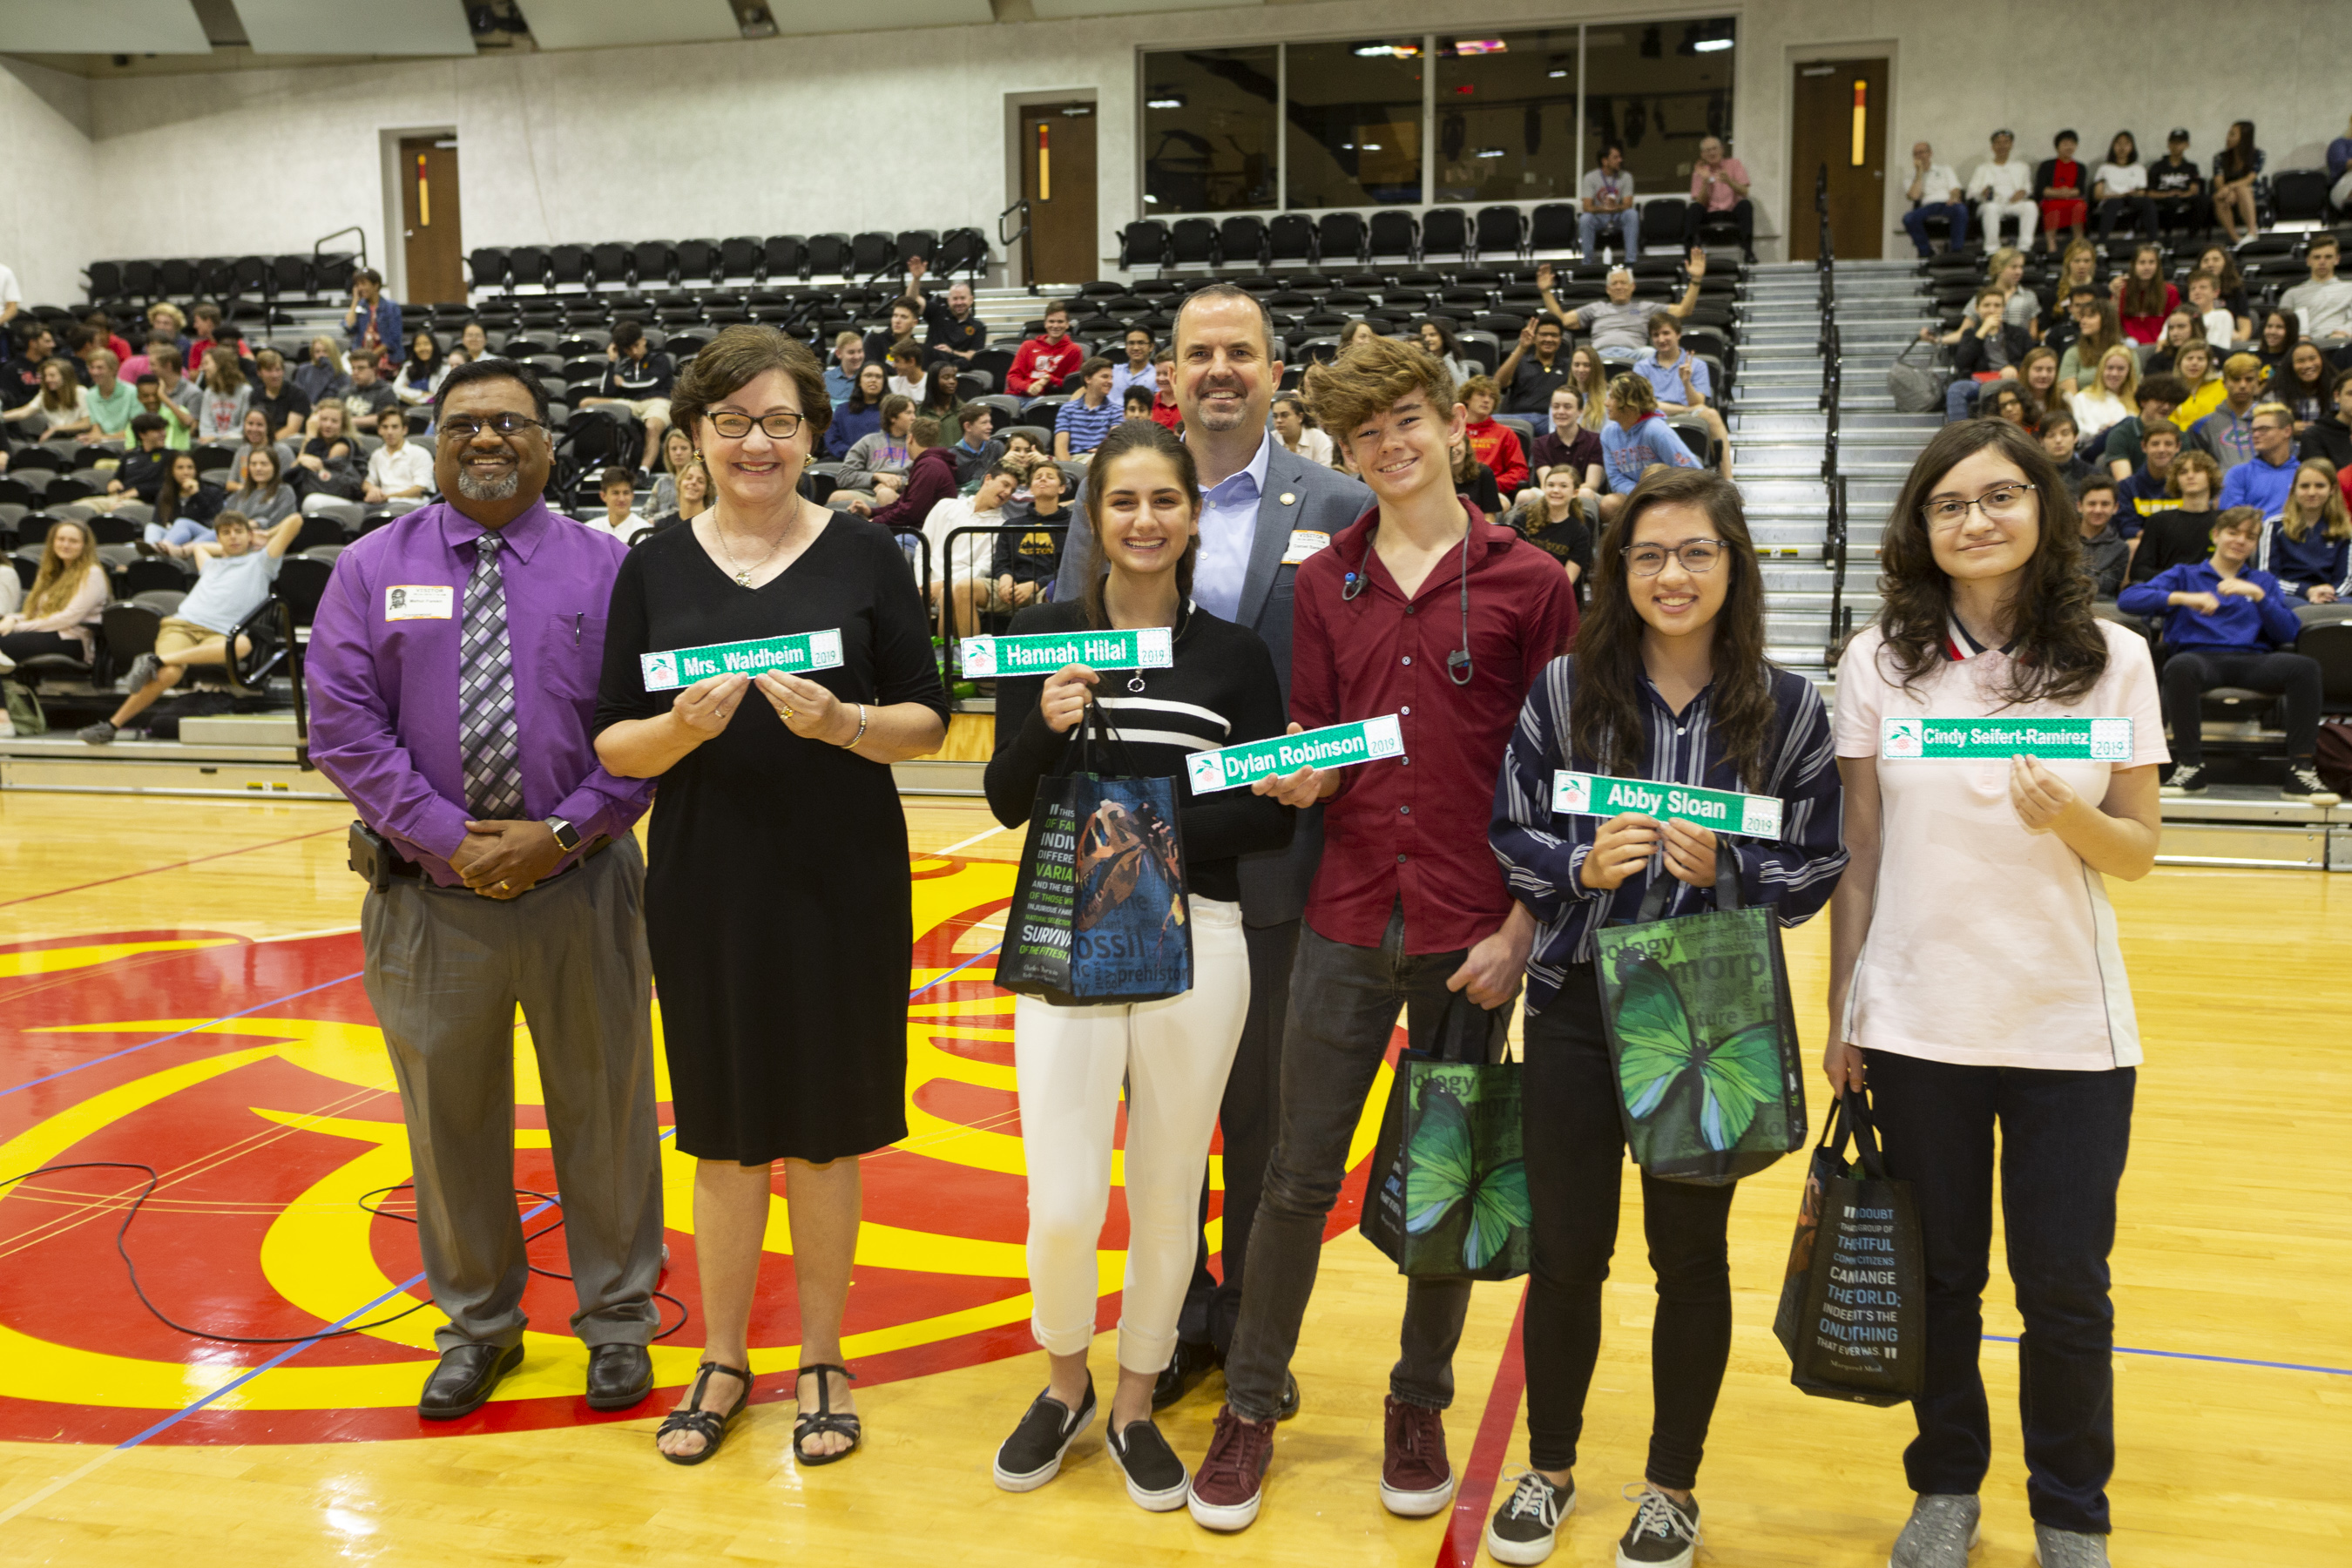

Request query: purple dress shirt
[{"left": 306, "top": 497, "right": 654, "bottom": 886}]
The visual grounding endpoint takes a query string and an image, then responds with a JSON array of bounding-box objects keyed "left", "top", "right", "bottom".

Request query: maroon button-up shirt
[{"left": 1291, "top": 504, "right": 1578, "bottom": 954}]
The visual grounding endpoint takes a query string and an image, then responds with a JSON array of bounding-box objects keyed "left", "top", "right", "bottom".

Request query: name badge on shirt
[
  {"left": 1281, "top": 530, "right": 1331, "bottom": 566},
  {"left": 385, "top": 585, "right": 454, "bottom": 620},
  {"left": 1879, "top": 716, "right": 2132, "bottom": 761},
  {"left": 1551, "top": 771, "right": 1784, "bottom": 841}
]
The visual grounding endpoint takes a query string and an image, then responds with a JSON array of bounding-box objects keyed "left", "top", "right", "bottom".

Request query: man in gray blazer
[{"left": 1058, "top": 284, "right": 1370, "bottom": 1404}]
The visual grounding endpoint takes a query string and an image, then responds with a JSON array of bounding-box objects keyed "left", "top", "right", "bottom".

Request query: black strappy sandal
[
  {"left": 792, "top": 1363, "right": 862, "bottom": 1466},
  {"left": 654, "top": 1361, "right": 752, "bottom": 1467}
]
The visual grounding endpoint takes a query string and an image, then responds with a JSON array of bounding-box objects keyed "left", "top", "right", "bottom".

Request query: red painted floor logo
[{"left": 0, "top": 856, "right": 1137, "bottom": 1445}]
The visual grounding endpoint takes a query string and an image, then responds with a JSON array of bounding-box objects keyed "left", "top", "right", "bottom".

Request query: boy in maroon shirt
[{"left": 1187, "top": 336, "right": 1577, "bottom": 1532}]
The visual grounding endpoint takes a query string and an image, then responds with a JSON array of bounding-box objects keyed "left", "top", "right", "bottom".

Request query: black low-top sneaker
[
  {"left": 2159, "top": 762, "right": 2207, "bottom": 795},
  {"left": 1616, "top": 1484, "right": 1700, "bottom": 1568},
  {"left": 1106, "top": 1416, "right": 1189, "bottom": 1511},
  {"left": 1486, "top": 1468, "right": 1576, "bottom": 1565},
  {"left": 2283, "top": 766, "right": 2341, "bottom": 803},
  {"left": 992, "top": 1381, "right": 1096, "bottom": 1492}
]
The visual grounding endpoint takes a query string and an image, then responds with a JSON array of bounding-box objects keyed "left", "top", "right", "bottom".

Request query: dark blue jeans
[{"left": 1864, "top": 1050, "right": 2136, "bottom": 1535}]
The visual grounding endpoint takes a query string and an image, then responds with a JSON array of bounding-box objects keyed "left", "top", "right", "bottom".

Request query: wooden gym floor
[{"left": 0, "top": 791, "right": 2342, "bottom": 1567}]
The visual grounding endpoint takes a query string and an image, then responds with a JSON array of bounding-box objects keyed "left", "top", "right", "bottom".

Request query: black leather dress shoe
[
  {"left": 419, "top": 1341, "right": 524, "bottom": 1420},
  {"left": 585, "top": 1343, "right": 653, "bottom": 1410},
  {"left": 1151, "top": 1338, "right": 1220, "bottom": 1410},
  {"left": 1275, "top": 1371, "right": 1301, "bottom": 1422}
]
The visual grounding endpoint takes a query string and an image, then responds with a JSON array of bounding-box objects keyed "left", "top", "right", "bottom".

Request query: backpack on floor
[{"left": 1886, "top": 340, "right": 1951, "bottom": 415}]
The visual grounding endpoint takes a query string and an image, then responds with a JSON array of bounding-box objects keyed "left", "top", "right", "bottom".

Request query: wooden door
[
  {"left": 399, "top": 137, "right": 465, "bottom": 303},
  {"left": 1788, "top": 59, "right": 1887, "bottom": 262},
  {"left": 1019, "top": 103, "right": 1098, "bottom": 287}
]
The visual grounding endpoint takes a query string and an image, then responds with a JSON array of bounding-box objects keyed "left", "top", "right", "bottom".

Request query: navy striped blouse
[{"left": 1490, "top": 654, "right": 1848, "bottom": 1015}]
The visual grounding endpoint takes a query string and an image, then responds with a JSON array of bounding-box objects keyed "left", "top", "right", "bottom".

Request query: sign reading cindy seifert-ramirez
[
  {"left": 957, "top": 627, "right": 1173, "bottom": 678},
  {"left": 640, "top": 630, "right": 845, "bottom": 693},
  {"left": 1551, "top": 771, "right": 1784, "bottom": 840},
  {"left": 1186, "top": 715, "right": 1405, "bottom": 794},
  {"left": 1879, "top": 716, "right": 2132, "bottom": 761}
]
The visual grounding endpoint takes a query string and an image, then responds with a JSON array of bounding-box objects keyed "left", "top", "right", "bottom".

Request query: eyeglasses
[
  {"left": 706, "top": 410, "right": 807, "bottom": 440},
  {"left": 437, "top": 413, "right": 546, "bottom": 441},
  {"left": 1621, "top": 539, "right": 1724, "bottom": 577},
  {"left": 1921, "top": 482, "right": 2037, "bottom": 531}
]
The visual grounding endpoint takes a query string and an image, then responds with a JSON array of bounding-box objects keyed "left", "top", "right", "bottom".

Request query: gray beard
[{"left": 454, "top": 466, "right": 522, "bottom": 502}]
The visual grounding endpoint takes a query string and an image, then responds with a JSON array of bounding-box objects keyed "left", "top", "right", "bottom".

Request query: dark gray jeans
[{"left": 1221, "top": 902, "right": 1509, "bottom": 1421}]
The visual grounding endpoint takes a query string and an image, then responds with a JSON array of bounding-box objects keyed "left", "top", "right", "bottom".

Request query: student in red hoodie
[
  {"left": 1460, "top": 375, "right": 1530, "bottom": 494},
  {"left": 1010, "top": 301, "right": 1085, "bottom": 397},
  {"left": 856, "top": 416, "right": 960, "bottom": 538}
]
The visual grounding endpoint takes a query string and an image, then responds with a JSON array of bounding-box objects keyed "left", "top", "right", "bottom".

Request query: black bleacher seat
[
  {"left": 1530, "top": 204, "right": 1578, "bottom": 256},
  {"left": 936, "top": 227, "right": 988, "bottom": 277},
  {"left": 2273, "top": 171, "right": 2330, "bottom": 224},
  {"left": 1315, "top": 213, "right": 1367, "bottom": 267},
  {"left": 548, "top": 245, "right": 591, "bottom": 290},
  {"left": 1368, "top": 211, "right": 1420, "bottom": 265},
  {"left": 1218, "top": 217, "right": 1267, "bottom": 271},
  {"left": 850, "top": 232, "right": 896, "bottom": 276},
  {"left": 195, "top": 257, "right": 235, "bottom": 298},
  {"left": 1267, "top": 214, "right": 1317, "bottom": 267},
  {"left": 314, "top": 252, "right": 357, "bottom": 294},
  {"left": 122, "top": 260, "right": 159, "bottom": 298},
  {"left": 1474, "top": 206, "right": 1529, "bottom": 262},
  {"left": 720, "top": 236, "right": 763, "bottom": 282},
  {"left": 896, "top": 230, "right": 940, "bottom": 267},
  {"left": 676, "top": 239, "right": 720, "bottom": 285},
  {"left": 1169, "top": 218, "right": 1218, "bottom": 268},
  {"left": 1121, "top": 220, "right": 1172, "bottom": 270},
  {"left": 1422, "top": 208, "right": 1470, "bottom": 264},
  {"left": 469, "top": 247, "right": 510, "bottom": 292},
  {"left": 157, "top": 258, "right": 199, "bottom": 296},
  {"left": 85, "top": 260, "right": 123, "bottom": 300},
  {"left": 805, "top": 234, "right": 853, "bottom": 280},
  {"left": 631, "top": 241, "right": 677, "bottom": 288},
  {"left": 509, "top": 246, "right": 551, "bottom": 290},
  {"left": 119, "top": 558, "right": 193, "bottom": 598},
  {"left": 230, "top": 255, "right": 269, "bottom": 297}
]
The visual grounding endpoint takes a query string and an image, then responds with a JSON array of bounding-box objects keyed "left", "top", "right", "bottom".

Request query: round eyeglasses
[
  {"left": 1920, "top": 482, "right": 2037, "bottom": 531},
  {"left": 1621, "top": 539, "right": 1724, "bottom": 577}
]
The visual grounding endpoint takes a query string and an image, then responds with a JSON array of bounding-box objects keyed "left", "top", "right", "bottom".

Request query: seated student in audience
[
  {"left": 1636, "top": 313, "right": 1731, "bottom": 474},
  {"left": 2034, "top": 130, "right": 2090, "bottom": 253},
  {"left": 1054, "top": 358, "right": 1121, "bottom": 459},
  {"left": 825, "top": 332, "right": 866, "bottom": 407},
  {"left": 3, "top": 355, "right": 89, "bottom": 436},
  {"left": 2210, "top": 120, "right": 2263, "bottom": 246},
  {"left": 1339, "top": 320, "right": 1382, "bottom": 355},
  {"left": 1984, "top": 383, "right": 2036, "bottom": 432},
  {"left": 144, "top": 450, "right": 228, "bottom": 555},
  {"left": 1578, "top": 140, "right": 1642, "bottom": 259},
  {"left": 921, "top": 458, "right": 1018, "bottom": 634},
  {"left": 456, "top": 319, "right": 491, "bottom": 362},
  {"left": 189, "top": 347, "right": 253, "bottom": 444},
  {"left": 1110, "top": 327, "right": 1158, "bottom": 402},
  {"left": 1524, "top": 387, "right": 1606, "bottom": 511},
  {"left": 643, "top": 453, "right": 712, "bottom": 534},
  {"left": 579, "top": 318, "right": 675, "bottom": 471},
  {"left": 2146, "top": 129, "right": 2208, "bottom": 232},
  {"left": 2109, "top": 243, "right": 2178, "bottom": 346},
  {"left": 1504, "top": 463, "right": 1596, "bottom": 596},
  {"left": 2042, "top": 285, "right": 2101, "bottom": 363},
  {"left": 2274, "top": 342, "right": 2331, "bottom": 432},
  {"left": 2190, "top": 355, "right": 2266, "bottom": 470},
  {"left": 1458, "top": 375, "right": 1530, "bottom": 496},
  {"left": 2119, "top": 508, "right": 2331, "bottom": 799},
  {"left": 2098, "top": 374, "right": 2187, "bottom": 481},
  {"left": 2068, "top": 346, "right": 2139, "bottom": 450},
  {"left": 865, "top": 416, "right": 962, "bottom": 543},
  {"left": 825, "top": 363, "right": 890, "bottom": 460},
  {"left": 293, "top": 400, "right": 361, "bottom": 499},
  {"left": 395, "top": 328, "right": 445, "bottom": 408},
  {"left": 1121, "top": 385, "right": 1157, "bottom": 426},
  {"left": 362, "top": 406, "right": 434, "bottom": 504},
  {"left": 888, "top": 341, "right": 928, "bottom": 402},
  {"left": 3, "top": 321, "right": 56, "bottom": 402},
  {"left": 2253, "top": 310, "right": 2298, "bottom": 382},
  {"left": 2056, "top": 299, "right": 2124, "bottom": 397},
  {"left": 2036, "top": 409, "right": 2099, "bottom": 491},
  {"left": 2143, "top": 312, "right": 2201, "bottom": 377},
  {"left": 224, "top": 443, "right": 298, "bottom": 530},
  {"left": 2044, "top": 240, "right": 2100, "bottom": 327},
  {"left": 990, "top": 459, "right": 1069, "bottom": 612},
  {"left": 944, "top": 403, "right": 1006, "bottom": 486},
  {"left": 2076, "top": 476, "right": 2130, "bottom": 598},
  {"left": 1149, "top": 348, "right": 1182, "bottom": 433},
  {"left": 2170, "top": 341, "right": 2224, "bottom": 428},
  {"left": 78, "top": 509, "right": 307, "bottom": 746},
  {"left": 67, "top": 324, "right": 118, "bottom": 389},
  {"left": 1565, "top": 338, "right": 1612, "bottom": 429},
  {"left": 582, "top": 465, "right": 654, "bottom": 544},
  {"left": 1930, "top": 287, "right": 2036, "bottom": 423},
  {"left": 2129, "top": 450, "right": 2224, "bottom": 583},
  {"left": 1001, "top": 427, "right": 1046, "bottom": 479},
  {"left": 1964, "top": 247, "right": 2039, "bottom": 333},
  {"left": 2261, "top": 459, "right": 2349, "bottom": 603},
  {"left": 1597, "top": 371, "right": 1704, "bottom": 524},
  {"left": 2299, "top": 370, "right": 2352, "bottom": 470},
  {"left": 2215, "top": 403, "right": 2300, "bottom": 517},
  {"left": 341, "top": 268, "right": 402, "bottom": 365},
  {"left": 2091, "top": 133, "right": 2158, "bottom": 245},
  {"left": 186, "top": 302, "right": 248, "bottom": 368},
  {"left": 2117, "top": 421, "right": 2185, "bottom": 525},
  {"left": 1542, "top": 254, "right": 1707, "bottom": 365},
  {"left": 339, "top": 350, "right": 400, "bottom": 428},
  {"left": 2190, "top": 245, "right": 2254, "bottom": 328},
  {"left": 840, "top": 392, "right": 917, "bottom": 500},
  {"left": 2279, "top": 234, "right": 2352, "bottom": 348},
  {"left": 1010, "top": 301, "right": 1084, "bottom": 397},
  {"left": 134, "top": 371, "right": 193, "bottom": 449},
  {"left": 0, "top": 519, "right": 110, "bottom": 677},
  {"left": 77, "top": 349, "right": 139, "bottom": 443},
  {"left": 906, "top": 259, "right": 988, "bottom": 367},
  {"left": 1417, "top": 319, "right": 1479, "bottom": 389},
  {"left": 917, "top": 362, "right": 963, "bottom": 434},
  {"left": 97, "top": 413, "right": 173, "bottom": 508},
  {"left": 2183, "top": 274, "right": 2239, "bottom": 353},
  {"left": 1497, "top": 316, "right": 1572, "bottom": 432},
  {"left": 647, "top": 426, "right": 698, "bottom": 516},
  {"left": 1271, "top": 391, "right": 1335, "bottom": 468},
  {"left": 2017, "top": 346, "right": 2062, "bottom": 419},
  {"left": 227, "top": 407, "right": 294, "bottom": 490},
  {"left": 1970, "top": 128, "right": 2039, "bottom": 248},
  {"left": 1449, "top": 429, "right": 1504, "bottom": 517},
  {"left": 862, "top": 297, "right": 924, "bottom": 371},
  {"left": 1685, "top": 133, "right": 1756, "bottom": 259},
  {"left": 250, "top": 348, "right": 311, "bottom": 443},
  {"left": 293, "top": 335, "right": 350, "bottom": 407}
]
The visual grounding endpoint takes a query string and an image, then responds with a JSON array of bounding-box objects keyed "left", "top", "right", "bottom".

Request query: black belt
[{"left": 381, "top": 833, "right": 613, "bottom": 890}]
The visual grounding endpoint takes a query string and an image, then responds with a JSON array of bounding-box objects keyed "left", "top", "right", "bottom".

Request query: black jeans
[
  {"left": 1864, "top": 1050, "right": 2134, "bottom": 1535},
  {"left": 2159, "top": 647, "right": 2322, "bottom": 764},
  {"left": 1520, "top": 968, "right": 1736, "bottom": 1490},
  {"left": 1680, "top": 198, "right": 1754, "bottom": 253},
  {"left": 2094, "top": 194, "right": 2157, "bottom": 242},
  {"left": 0, "top": 630, "right": 86, "bottom": 666}
]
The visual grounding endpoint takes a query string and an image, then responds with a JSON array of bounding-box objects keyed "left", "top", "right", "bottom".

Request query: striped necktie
[{"left": 457, "top": 531, "right": 527, "bottom": 821}]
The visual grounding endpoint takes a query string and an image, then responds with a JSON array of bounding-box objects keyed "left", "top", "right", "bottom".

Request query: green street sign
[
  {"left": 640, "top": 629, "right": 845, "bottom": 692},
  {"left": 957, "top": 626, "right": 1174, "bottom": 677},
  {"left": 1185, "top": 715, "right": 1405, "bottom": 794},
  {"left": 1551, "top": 771, "right": 1784, "bottom": 840},
  {"left": 1879, "top": 716, "right": 2132, "bottom": 761}
]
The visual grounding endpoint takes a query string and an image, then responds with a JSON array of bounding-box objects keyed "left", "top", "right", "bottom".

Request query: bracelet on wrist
[{"left": 838, "top": 701, "right": 870, "bottom": 749}]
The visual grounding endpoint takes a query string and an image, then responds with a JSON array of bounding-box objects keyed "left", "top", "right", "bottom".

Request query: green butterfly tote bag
[
  {"left": 1595, "top": 844, "right": 1807, "bottom": 1186},
  {"left": 1362, "top": 992, "right": 1531, "bottom": 1281}
]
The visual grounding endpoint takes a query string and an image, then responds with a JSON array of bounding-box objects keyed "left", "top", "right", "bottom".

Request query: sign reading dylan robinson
[{"left": 1186, "top": 715, "right": 1406, "bottom": 794}]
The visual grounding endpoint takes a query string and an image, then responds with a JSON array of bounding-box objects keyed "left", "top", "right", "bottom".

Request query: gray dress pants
[{"left": 361, "top": 837, "right": 664, "bottom": 1352}]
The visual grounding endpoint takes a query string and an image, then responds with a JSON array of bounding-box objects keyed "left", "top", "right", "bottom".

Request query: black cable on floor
[{"left": 1, "top": 1161, "right": 688, "bottom": 1346}]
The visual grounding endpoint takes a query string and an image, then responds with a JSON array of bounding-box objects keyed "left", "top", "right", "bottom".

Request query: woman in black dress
[{"left": 594, "top": 327, "right": 948, "bottom": 1469}]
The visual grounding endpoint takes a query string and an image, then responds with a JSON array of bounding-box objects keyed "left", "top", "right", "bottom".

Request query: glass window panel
[
  {"left": 1142, "top": 46, "right": 1279, "bottom": 214},
  {"left": 1431, "top": 30, "right": 1579, "bottom": 205},
  {"left": 1284, "top": 39, "right": 1425, "bottom": 209},
  {"left": 1575, "top": 18, "right": 1738, "bottom": 207}
]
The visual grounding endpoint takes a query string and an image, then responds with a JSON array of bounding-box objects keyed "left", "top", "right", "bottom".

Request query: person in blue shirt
[
  {"left": 2260, "top": 458, "right": 2349, "bottom": 605},
  {"left": 1632, "top": 314, "right": 1730, "bottom": 483},
  {"left": 1597, "top": 372, "right": 1703, "bottom": 526},
  {"left": 824, "top": 362, "right": 888, "bottom": 460},
  {"left": 2117, "top": 507, "right": 2334, "bottom": 798},
  {"left": 1052, "top": 358, "right": 1120, "bottom": 458},
  {"left": 823, "top": 333, "right": 863, "bottom": 408},
  {"left": 341, "top": 268, "right": 404, "bottom": 367},
  {"left": 2214, "top": 403, "right": 2299, "bottom": 517}
]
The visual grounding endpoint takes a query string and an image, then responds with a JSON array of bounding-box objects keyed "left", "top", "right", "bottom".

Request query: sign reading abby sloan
[
  {"left": 1879, "top": 716, "right": 2132, "bottom": 761},
  {"left": 1185, "top": 715, "right": 1406, "bottom": 794},
  {"left": 640, "top": 629, "right": 845, "bottom": 693},
  {"left": 1551, "top": 771, "right": 1784, "bottom": 841}
]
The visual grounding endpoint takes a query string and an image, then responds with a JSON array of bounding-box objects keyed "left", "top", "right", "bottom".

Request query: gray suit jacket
[{"left": 1056, "top": 441, "right": 1371, "bottom": 927}]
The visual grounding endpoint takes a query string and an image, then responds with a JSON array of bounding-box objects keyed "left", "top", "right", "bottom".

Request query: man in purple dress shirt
[{"left": 307, "top": 360, "right": 667, "bottom": 1421}]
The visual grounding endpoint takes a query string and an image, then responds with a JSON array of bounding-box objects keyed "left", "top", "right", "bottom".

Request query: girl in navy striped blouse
[{"left": 1483, "top": 465, "right": 1846, "bottom": 1568}]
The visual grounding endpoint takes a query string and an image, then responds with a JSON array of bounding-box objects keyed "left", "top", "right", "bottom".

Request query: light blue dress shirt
[{"left": 1193, "top": 435, "right": 1271, "bottom": 623}]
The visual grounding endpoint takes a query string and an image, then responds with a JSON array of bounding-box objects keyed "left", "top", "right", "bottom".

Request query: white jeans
[
  {"left": 1978, "top": 198, "right": 2038, "bottom": 247},
  {"left": 1015, "top": 896, "right": 1249, "bottom": 1375}
]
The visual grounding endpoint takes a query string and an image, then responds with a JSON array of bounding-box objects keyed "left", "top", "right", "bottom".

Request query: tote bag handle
[
  {"left": 1832, "top": 1085, "right": 1892, "bottom": 1182},
  {"left": 1071, "top": 686, "right": 1150, "bottom": 781},
  {"left": 1633, "top": 840, "right": 1744, "bottom": 923}
]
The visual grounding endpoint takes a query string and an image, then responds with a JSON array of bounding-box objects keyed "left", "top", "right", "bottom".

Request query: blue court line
[
  {"left": 0, "top": 971, "right": 365, "bottom": 1100},
  {"left": 909, "top": 943, "right": 1000, "bottom": 999},
  {"left": 1984, "top": 1334, "right": 2350, "bottom": 1377}
]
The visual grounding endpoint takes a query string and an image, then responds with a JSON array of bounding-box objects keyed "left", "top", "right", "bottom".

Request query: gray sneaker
[
  {"left": 1890, "top": 1493, "right": 1981, "bottom": 1568},
  {"left": 125, "top": 652, "right": 164, "bottom": 690},
  {"left": 2032, "top": 1524, "right": 2110, "bottom": 1567},
  {"left": 78, "top": 720, "right": 118, "bottom": 746}
]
